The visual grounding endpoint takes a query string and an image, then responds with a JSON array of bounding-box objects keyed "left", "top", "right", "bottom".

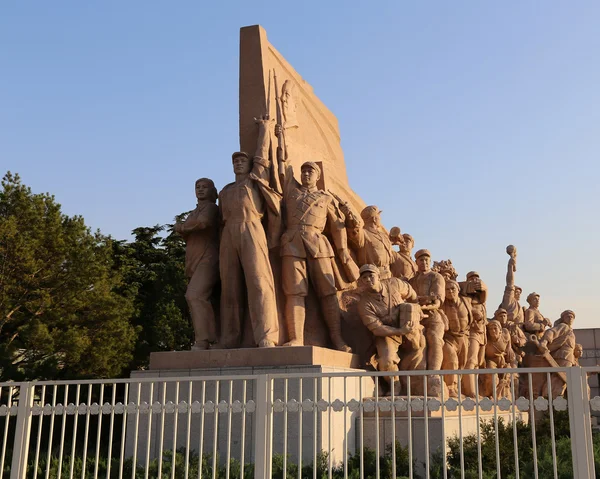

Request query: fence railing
[{"left": 1, "top": 366, "right": 599, "bottom": 478}]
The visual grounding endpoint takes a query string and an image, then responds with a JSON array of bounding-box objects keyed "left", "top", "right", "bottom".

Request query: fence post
[
  {"left": 10, "top": 382, "right": 34, "bottom": 479},
  {"left": 566, "top": 367, "right": 594, "bottom": 479},
  {"left": 254, "top": 374, "right": 272, "bottom": 479}
]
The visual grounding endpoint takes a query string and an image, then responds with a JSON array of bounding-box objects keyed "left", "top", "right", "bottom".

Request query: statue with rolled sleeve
[
  {"left": 409, "top": 249, "right": 447, "bottom": 379},
  {"left": 175, "top": 178, "right": 220, "bottom": 350},
  {"left": 217, "top": 116, "right": 280, "bottom": 349},
  {"left": 499, "top": 245, "right": 525, "bottom": 325},
  {"left": 481, "top": 320, "right": 515, "bottom": 398},
  {"left": 276, "top": 124, "right": 358, "bottom": 352},
  {"left": 441, "top": 280, "right": 472, "bottom": 397},
  {"left": 357, "top": 264, "right": 424, "bottom": 395}
]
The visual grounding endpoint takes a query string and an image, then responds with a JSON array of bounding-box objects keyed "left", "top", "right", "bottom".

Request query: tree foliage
[
  {"left": 111, "top": 221, "right": 193, "bottom": 370},
  {"left": 0, "top": 172, "right": 138, "bottom": 380}
]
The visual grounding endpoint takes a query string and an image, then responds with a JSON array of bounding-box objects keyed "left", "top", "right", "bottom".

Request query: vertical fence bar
[
  {"left": 226, "top": 380, "right": 233, "bottom": 479},
  {"left": 283, "top": 378, "right": 288, "bottom": 479},
  {"left": 131, "top": 383, "right": 142, "bottom": 479},
  {"left": 198, "top": 381, "right": 206, "bottom": 479},
  {"left": 473, "top": 374, "right": 480, "bottom": 479},
  {"left": 144, "top": 382, "right": 155, "bottom": 479},
  {"left": 493, "top": 373, "right": 500, "bottom": 479},
  {"left": 359, "top": 375, "right": 364, "bottom": 479},
  {"left": 211, "top": 381, "right": 219, "bottom": 479},
  {"left": 313, "top": 377, "right": 317, "bottom": 479},
  {"left": 510, "top": 373, "right": 520, "bottom": 479},
  {"left": 391, "top": 374, "right": 397, "bottom": 479},
  {"left": 546, "top": 372, "right": 558, "bottom": 479},
  {"left": 33, "top": 385, "right": 47, "bottom": 479},
  {"left": 185, "top": 381, "right": 193, "bottom": 479},
  {"left": 298, "top": 378, "right": 303, "bottom": 479},
  {"left": 526, "top": 373, "right": 539, "bottom": 479},
  {"left": 56, "top": 385, "right": 69, "bottom": 479},
  {"left": 440, "top": 373, "right": 447, "bottom": 479},
  {"left": 254, "top": 375, "right": 268, "bottom": 479},
  {"left": 172, "top": 382, "right": 180, "bottom": 479},
  {"left": 81, "top": 385, "right": 93, "bottom": 479},
  {"left": 1, "top": 386, "right": 11, "bottom": 479},
  {"left": 375, "top": 376, "right": 380, "bottom": 479},
  {"left": 118, "top": 383, "right": 129, "bottom": 479},
  {"left": 93, "top": 384, "right": 105, "bottom": 479},
  {"left": 45, "top": 384, "right": 58, "bottom": 479},
  {"left": 458, "top": 375, "right": 465, "bottom": 479},
  {"left": 9, "top": 383, "right": 34, "bottom": 479},
  {"left": 158, "top": 382, "right": 166, "bottom": 478},
  {"left": 343, "top": 376, "right": 348, "bottom": 479},
  {"left": 240, "top": 380, "right": 247, "bottom": 479},
  {"left": 407, "top": 375, "right": 412, "bottom": 479},
  {"left": 69, "top": 385, "right": 81, "bottom": 479},
  {"left": 327, "top": 377, "right": 332, "bottom": 479},
  {"left": 106, "top": 383, "right": 117, "bottom": 479},
  {"left": 423, "top": 373, "right": 429, "bottom": 479}
]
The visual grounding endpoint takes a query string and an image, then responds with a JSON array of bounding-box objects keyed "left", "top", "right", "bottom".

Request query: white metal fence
[{"left": 1, "top": 366, "right": 599, "bottom": 478}]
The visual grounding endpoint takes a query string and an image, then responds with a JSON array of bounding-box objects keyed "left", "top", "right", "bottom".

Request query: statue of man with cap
[
  {"left": 499, "top": 245, "right": 525, "bottom": 326},
  {"left": 217, "top": 116, "right": 280, "bottom": 349},
  {"left": 391, "top": 233, "right": 418, "bottom": 281},
  {"left": 523, "top": 292, "right": 552, "bottom": 339},
  {"left": 276, "top": 125, "right": 358, "bottom": 351},
  {"left": 357, "top": 264, "right": 423, "bottom": 395},
  {"left": 534, "top": 310, "right": 577, "bottom": 397},
  {"left": 175, "top": 178, "right": 220, "bottom": 350},
  {"left": 461, "top": 270, "right": 488, "bottom": 396},
  {"left": 339, "top": 204, "right": 400, "bottom": 281},
  {"left": 409, "top": 249, "right": 446, "bottom": 375}
]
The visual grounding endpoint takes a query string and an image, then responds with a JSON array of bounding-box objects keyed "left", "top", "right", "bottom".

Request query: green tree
[
  {"left": 0, "top": 172, "right": 138, "bottom": 380},
  {"left": 112, "top": 220, "right": 195, "bottom": 370}
]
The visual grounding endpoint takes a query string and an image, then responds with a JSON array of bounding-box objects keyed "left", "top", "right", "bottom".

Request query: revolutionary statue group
[{"left": 175, "top": 115, "right": 579, "bottom": 400}]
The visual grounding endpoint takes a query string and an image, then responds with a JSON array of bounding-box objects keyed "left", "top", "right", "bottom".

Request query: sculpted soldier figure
[
  {"left": 175, "top": 178, "right": 220, "bottom": 350},
  {"left": 523, "top": 292, "right": 552, "bottom": 338},
  {"left": 390, "top": 232, "right": 418, "bottom": 280},
  {"left": 499, "top": 245, "right": 524, "bottom": 325},
  {"left": 441, "top": 280, "right": 473, "bottom": 397},
  {"left": 340, "top": 204, "right": 399, "bottom": 280},
  {"left": 481, "top": 320, "right": 515, "bottom": 398},
  {"left": 357, "top": 264, "right": 424, "bottom": 395},
  {"left": 276, "top": 125, "right": 358, "bottom": 351},
  {"left": 409, "top": 249, "right": 446, "bottom": 375},
  {"left": 217, "top": 117, "right": 279, "bottom": 349},
  {"left": 538, "top": 310, "right": 577, "bottom": 397},
  {"left": 462, "top": 271, "right": 488, "bottom": 397},
  {"left": 494, "top": 308, "right": 526, "bottom": 366}
]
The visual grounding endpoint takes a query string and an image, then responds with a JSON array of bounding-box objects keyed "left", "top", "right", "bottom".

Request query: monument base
[{"left": 148, "top": 345, "right": 363, "bottom": 370}]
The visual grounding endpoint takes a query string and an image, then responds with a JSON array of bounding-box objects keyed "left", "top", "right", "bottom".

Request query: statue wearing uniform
[
  {"left": 217, "top": 117, "right": 280, "bottom": 349},
  {"left": 277, "top": 125, "right": 358, "bottom": 351},
  {"left": 357, "top": 264, "right": 423, "bottom": 395},
  {"left": 340, "top": 204, "right": 399, "bottom": 281}
]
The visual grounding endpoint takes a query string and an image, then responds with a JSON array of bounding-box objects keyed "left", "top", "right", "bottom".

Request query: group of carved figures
[{"left": 176, "top": 117, "right": 580, "bottom": 399}]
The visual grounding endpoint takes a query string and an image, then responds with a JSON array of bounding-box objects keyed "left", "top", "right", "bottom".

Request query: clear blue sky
[{"left": 2, "top": 2, "right": 599, "bottom": 327}]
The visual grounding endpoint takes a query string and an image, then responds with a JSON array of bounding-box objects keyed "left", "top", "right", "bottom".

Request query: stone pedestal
[
  {"left": 360, "top": 404, "right": 529, "bottom": 476},
  {"left": 127, "top": 347, "right": 371, "bottom": 468}
]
